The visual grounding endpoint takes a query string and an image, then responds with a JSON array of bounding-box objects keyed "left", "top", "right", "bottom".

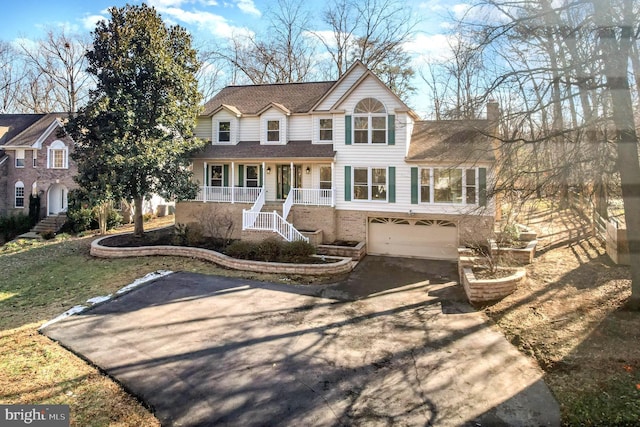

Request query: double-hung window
[
  {"left": 267, "top": 120, "right": 280, "bottom": 142},
  {"left": 210, "top": 165, "right": 224, "bottom": 187},
  {"left": 245, "top": 165, "right": 259, "bottom": 187},
  {"left": 353, "top": 98, "right": 387, "bottom": 144},
  {"left": 15, "top": 150, "right": 25, "bottom": 168},
  {"left": 319, "top": 165, "right": 332, "bottom": 190},
  {"left": 218, "top": 121, "right": 230, "bottom": 143},
  {"left": 319, "top": 119, "right": 333, "bottom": 142},
  {"left": 15, "top": 181, "right": 24, "bottom": 208},
  {"left": 48, "top": 141, "right": 68, "bottom": 169},
  {"left": 353, "top": 167, "right": 387, "bottom": 201}
]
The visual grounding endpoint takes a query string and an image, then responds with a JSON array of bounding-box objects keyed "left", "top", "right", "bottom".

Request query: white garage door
[{"left": 368, "top": 217, "right": 458, "bottom": 260}]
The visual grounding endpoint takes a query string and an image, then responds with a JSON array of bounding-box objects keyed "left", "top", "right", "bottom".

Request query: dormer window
[
  {"left": 218, "top": 121, "right": 230, "bottom": 142},
  {"left": 267, "top": 120, "right": 280, "bottom": 142},
  {"left": 354, "top": 98, "right": 387, "bottom": 144}
]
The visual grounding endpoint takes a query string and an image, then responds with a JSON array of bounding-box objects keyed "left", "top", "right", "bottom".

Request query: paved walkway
[{"left": 42, "top": 262, "right": 560, "bottom": 426}]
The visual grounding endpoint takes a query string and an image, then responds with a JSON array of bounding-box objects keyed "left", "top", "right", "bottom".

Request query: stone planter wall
[
  {"left": 491, "top": 240, "right": 538, "bottom": 264},
  {"left": 91, "top": 235, "right": 355, "bottom": 276},
  {"left": 316, "top": 241, "right": 366, "bottom": 261},
  {"left": 460, "top": 264, "right": 526, "bottom": 303},
  {"left": 301, "top": 230, "right": 323, "bottom": 247}
]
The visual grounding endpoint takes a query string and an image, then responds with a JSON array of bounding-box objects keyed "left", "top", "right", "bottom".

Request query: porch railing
[
  {"left": 243, "top": 210, "right": 308, "bottom": 243},
  {"left": 291, "top": 188, "right": 334, "bottom": 206},
  {"left": 242, "top": 188, "right": 265, "bottom": 229},
  {"left": 194, "top": 186, "right": 262, "bottom": 204}
]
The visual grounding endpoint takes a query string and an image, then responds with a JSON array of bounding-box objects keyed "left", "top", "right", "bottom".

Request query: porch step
[{"left": 31, "top": 214, "right": 67, "bottom": 234}]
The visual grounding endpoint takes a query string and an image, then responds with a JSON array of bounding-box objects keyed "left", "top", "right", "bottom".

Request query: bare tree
[
  {"left": 0, "top": 41, "right": 20, "bottom": 113},
  {"left": 18, "top": 28, "right": 93, "bottom": 112}
]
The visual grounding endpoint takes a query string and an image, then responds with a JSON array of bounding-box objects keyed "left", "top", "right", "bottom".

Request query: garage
[{"left": 367, "top": 217, "right": 459, "bottom": 260}]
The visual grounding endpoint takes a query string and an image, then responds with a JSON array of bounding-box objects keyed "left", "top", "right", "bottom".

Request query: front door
[
  {"left": 48, "top": 184, "right": 68, "bottom": 215},
  {"left": 276, "top": 165, "right": 302, "bottom": 199}
]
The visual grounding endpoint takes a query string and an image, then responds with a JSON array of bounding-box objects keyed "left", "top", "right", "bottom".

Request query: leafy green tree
[{"left": 67, "top": 4, "right": 203, "bottom": 236}]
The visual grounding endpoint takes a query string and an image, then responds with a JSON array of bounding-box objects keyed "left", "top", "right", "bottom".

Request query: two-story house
[
  {"left": 177, "top": 61, "right": 497, "bottom": 260},
  {"left": 0, "top": 113, "right": 77, "bottom": 220}
]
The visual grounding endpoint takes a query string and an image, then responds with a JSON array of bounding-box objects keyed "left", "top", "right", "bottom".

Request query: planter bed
[
  {"left": 460, "top": 266, "right": 526, "bottom": 303},
  {"left": 490, "top": 239, "right": 538, "bottom": 264},
  {"left": 317, "top": 241, "right": 366, "bottom": 261},
  {"left": 91, "top": 232, "right": 355, "bottom": 276}
]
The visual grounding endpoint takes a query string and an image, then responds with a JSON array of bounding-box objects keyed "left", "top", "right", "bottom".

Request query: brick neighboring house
[
  {"left": 0, "top": 113, "right": 77, "bottom": 219},
  {"left": 177, "top": 60, "right": 499, "bottom": 260}
]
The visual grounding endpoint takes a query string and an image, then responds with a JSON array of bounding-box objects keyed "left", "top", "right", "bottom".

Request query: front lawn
[{"left": 0, "top": 216, "right": 308, "bottom": 426}]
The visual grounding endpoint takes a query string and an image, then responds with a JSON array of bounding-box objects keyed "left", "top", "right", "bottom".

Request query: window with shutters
[
  {"left": 417, "top": 167, "right": 482, "bottom": 205},
  {"left": 353, "top": 167, "right": 387, "bottom": 201},
  {"left": 210, "top": 165, "right": 224, "bottom": 187}
]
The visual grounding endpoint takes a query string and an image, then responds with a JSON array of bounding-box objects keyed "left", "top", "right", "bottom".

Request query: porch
[{"left": 187, "top": 160, "right": 335, "bottom": 243}]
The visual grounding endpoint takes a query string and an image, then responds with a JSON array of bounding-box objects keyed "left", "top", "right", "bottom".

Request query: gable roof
[
  {"left": 202, "top": 81, "right": 336, "bottom": 116},
  {"left": 0, "top": 113, "right": 68, "bottom": 148},
  {"left": 406, "top": 119, "right": 496, "bottom": 164},
  {"left": 0, "top": 114, "right": 47, "bottom": 146}
]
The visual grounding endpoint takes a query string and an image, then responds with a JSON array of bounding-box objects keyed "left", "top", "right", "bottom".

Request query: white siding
[
  {"left": 239, "top": 117, "right": 260, "bottom": 141},
  {"left": 315, "top": 65, "right": 367, "bottom": 111},
  {"left": 288, "top": 115, "right": 312, "bottom": 141},
  {"left": 195, "top": 117, "right": 212, "bottom": 141}
]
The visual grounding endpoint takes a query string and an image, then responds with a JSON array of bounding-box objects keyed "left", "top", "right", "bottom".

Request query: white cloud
[
  {"left": 157, "top": 6, "right": 253, "bottom": 39},
  {"left": 451, "top": 3, "right": 472, "bottom": 20},
  {"left": 236, "top": 0, "right": 261, "bottom": 17},
  {"left": 82, "top": 14, "right": 108, "bottom": 31},
  {"left": 404, "top": 33, "right": 452, "bottom": 63}
]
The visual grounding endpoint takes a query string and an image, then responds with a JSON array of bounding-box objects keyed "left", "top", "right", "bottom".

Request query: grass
[{"left": 0, "top": 216, "right": 315, "bottom": 426}]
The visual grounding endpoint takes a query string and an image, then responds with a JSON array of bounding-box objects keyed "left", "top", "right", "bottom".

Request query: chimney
[{"left": 486, "top": 100, "right": 499, "bottom": 123}]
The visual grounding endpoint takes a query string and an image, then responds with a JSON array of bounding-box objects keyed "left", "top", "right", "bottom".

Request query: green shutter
[
  {"left": 479, "top": 167, "right": 487, "bottom": 207},
  {"left": 205, "top": 164, "right": 209, "bottom": 186},
  {"left": 259, "top": 165, "right": 263, "bottom": 187},
  {"left": 411, "top": 167, "right": 418, "bottom": 204},
  {"left": 238, "top": 164, "right": 244, "bottom": 187},
  {"left": 388, "top": 166, "right": 396, "bottom": 203},
  {"left": 223, "top": 164, "right": 229, "bottom": 186},
  {"left": 344, "top": 166, "right": 351, "bottom": 201},
  {"left": 345, "top": 115, "right": 352, "bottom": 145},
  {"left": 388, "top": 115, "right": 395, "bottom": 145}
]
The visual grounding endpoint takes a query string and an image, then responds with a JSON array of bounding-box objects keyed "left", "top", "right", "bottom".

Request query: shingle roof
[
  {"left": 0, "top": 113, "right": 68, "bottom": 147},
  {"left": 202, "top": 81, "right": 336, "bottom": 116},
  {"left": 191, "top": 141, "right": 336, "bottom": 160},
  {"left": 406, "top": 119, "right": 496, "bottom": 163},
  {"left": 0, "top": 114, "right": 47, "bottom": 146}
]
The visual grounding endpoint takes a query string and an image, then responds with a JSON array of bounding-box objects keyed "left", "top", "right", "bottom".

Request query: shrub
[
  {"left": 0, "top": 213, "right": 33, "bottom": 241},
  {"left": 225, "top": 240, "right": 257, "bottom": 260},
  {"left": 41, "top": 230, "right": 56, "bottom": 240},
  {"left": 172, "top": 223, "right": 189, "bottom": 246},
  {"left": 256, "top": 237, "right": 283, "bottom": 262},
  {"left": 281, "top": 240, "right": 316, "bottom": 262},
  {"left": 65, "top": 189, "right": 122, "bottom": 233},
  {"left": 186, "top": 223, "right": 205, "bottom": 246}
]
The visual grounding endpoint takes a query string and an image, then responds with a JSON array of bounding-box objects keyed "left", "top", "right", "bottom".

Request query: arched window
[
  {"left": 15, "top": 181, "right": 25, "bottom": 208},
  {"left": 353, "top": 98, "right": 387, "bottom": 144},
  {"left": 48, "top": 140, "right": 68, "bottom": 169}
]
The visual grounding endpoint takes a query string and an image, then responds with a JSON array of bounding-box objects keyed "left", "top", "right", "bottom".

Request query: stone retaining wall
[
  {"left": 460, "top": 264, "right": 526, "bottom": 303},
  {"left": 91, "top": 235, "right": 355, "bottom": 276}
]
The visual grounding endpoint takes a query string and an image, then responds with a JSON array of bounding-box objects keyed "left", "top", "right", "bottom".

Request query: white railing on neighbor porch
[{"left": 194, "top": 186, "right": 262, "bottom": 204}]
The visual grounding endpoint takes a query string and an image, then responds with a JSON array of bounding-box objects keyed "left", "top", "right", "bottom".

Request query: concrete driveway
[{"left": 42, "top": 258, "right": 559, "bottom": 427}]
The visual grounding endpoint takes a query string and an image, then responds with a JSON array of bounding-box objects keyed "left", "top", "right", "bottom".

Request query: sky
[{"left": 0, "top": 0, "right": 465, "bottom": 117}]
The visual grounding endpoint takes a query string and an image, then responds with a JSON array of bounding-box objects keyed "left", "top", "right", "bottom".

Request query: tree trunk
[
  {"left": 133, "top": 196, "right": 145, "bottom": 238},
  {"left": 594, "top": 0, "right": 640, "bottom": 309}
]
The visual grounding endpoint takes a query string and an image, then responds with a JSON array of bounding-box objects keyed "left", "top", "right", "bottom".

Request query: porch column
[
  {"left": 290, "top": 161, "right": 294, "bottom": 192},
  {"left": 231, "top": 161, "right": 235, "bottom": 203},
  {"left": 262, "top": 161, "right": 266, "bottom": 190},
  {"left": 331, "top": 161, "right": 335, "bottom": 207},
  {"left": 203, "top": 161, "right": 207, "bottom": 202}
]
